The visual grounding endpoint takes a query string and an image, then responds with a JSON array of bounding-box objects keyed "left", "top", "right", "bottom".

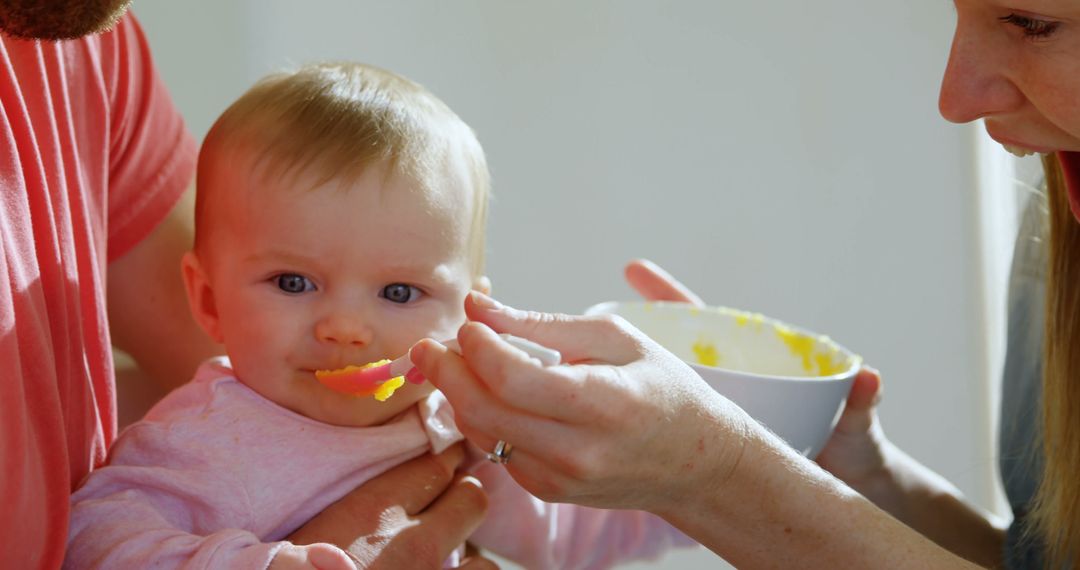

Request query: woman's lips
[
  {"left": 985, "top": 127, "right": 1080, "bottom": 222},
  {"left": 986, "top": 129, "right": 1054, "bottom": 156},
  {"left": 1001, "top": 144, "right": 1038, "bottom": 158}
]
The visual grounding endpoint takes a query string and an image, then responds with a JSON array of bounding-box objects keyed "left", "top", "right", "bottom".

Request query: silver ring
[{"left": 485, "top": 440, "right": 513, "bottom": 464}]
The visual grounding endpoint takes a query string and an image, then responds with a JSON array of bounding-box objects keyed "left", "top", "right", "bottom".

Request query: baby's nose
[{"left": 315, "top": 312, "right": 374, "bottom": 347}]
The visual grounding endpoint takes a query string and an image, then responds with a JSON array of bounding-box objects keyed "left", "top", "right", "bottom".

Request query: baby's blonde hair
[{"left": 196, "top": 62, "right": 490, "bottom": 274}]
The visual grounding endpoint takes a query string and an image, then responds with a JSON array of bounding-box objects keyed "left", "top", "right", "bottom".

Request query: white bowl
[{"left": 584, "top": 301, "right": 861, "bottom": 458}]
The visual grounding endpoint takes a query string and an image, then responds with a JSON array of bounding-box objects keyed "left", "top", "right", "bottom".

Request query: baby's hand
[{"left": 269, "top": 543, "right": 356, "bottom": 570}]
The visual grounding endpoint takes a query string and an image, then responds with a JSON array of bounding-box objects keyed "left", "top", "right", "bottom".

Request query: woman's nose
[
  {"left": 315, "top": 311, "right": 374, "bottom": 347},
  {"left": 938, "top": 23, "right": 1025, "bottom": 124}
]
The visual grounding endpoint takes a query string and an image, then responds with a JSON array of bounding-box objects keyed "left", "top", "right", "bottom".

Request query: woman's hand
[
  {"left": 814, "top": 368, "right": 892, "bottom": 494},
  {"left": 625, "top": 259, "right": 892, "bottom": 494},
  {"left": 408, "top": 294, "right": 979, "bottom": 569},
  {"left": 409, "top": 292, "right": 757, "bottom": 513},
  {"left": 287, "top": 443, "right": 496, "bottom": 569},
  {"left": 623, "top": 259, "right": 705, "bottom": 306}
]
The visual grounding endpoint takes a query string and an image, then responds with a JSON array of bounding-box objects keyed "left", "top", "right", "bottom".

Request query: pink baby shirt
[{"left": 66, "top": 358, "right": 697, "bottom": 569}]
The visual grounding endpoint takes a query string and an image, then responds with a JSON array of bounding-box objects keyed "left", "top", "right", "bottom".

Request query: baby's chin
[{"left": 310, "top": 381, "right": 436, "bottom": 428}]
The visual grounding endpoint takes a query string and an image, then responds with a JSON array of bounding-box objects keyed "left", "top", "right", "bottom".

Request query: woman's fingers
[
  {"left": 463, "top": 292, "right": 641, "bottom": 364},
  {"left": 412, "top": 331, "right": 601, "bottom": 487},
  {"left": 411, "top": 334, "right": 580, "bottom": 426},
  {"left": 456, "top": 321, "right": 590, "bottom": 415},
  {"left": 624, "top": 258, "right": 705, "bottom": 306}
]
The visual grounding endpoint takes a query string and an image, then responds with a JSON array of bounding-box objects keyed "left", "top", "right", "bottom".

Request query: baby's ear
[
  {"left": 181, "top": 252, "right": 224, "bottom": 343},
  {"left": 473, "top": 275, "right": 492, "bottom": 296}
]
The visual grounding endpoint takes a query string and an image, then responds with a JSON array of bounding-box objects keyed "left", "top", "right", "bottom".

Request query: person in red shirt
[{"left": 0, "top": 2, "right": 491, "bottom": 568}]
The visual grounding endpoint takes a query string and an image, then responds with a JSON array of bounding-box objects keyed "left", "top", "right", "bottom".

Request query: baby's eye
[
  {"left": 275, "top": 273, "right": 316, "bottom": 294},
  {"left": 380, "top": 283, "right": 422, "bottom": 304}
]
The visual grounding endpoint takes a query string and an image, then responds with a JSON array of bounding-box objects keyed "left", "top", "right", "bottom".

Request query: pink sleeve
[
  {"left": 65, "top": 425, "right": 285, "bottom": 569},
  {"left": 469, "top": 464, "right": 699, "bottom": 569},
  {"left": 99, "top": 12, "right": 196, "bottom": 262},
  {"left": 66, "top": 501, "right": 285, "bottom": 570}
]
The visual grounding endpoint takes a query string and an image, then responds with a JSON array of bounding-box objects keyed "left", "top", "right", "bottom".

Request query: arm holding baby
[{"left": 65, "top": 363, "right": 490, "bottom": 570}]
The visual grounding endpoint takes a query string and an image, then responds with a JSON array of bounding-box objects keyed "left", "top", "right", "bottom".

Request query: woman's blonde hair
[
  {"left": 195, "top": 62, "right": 490, "bottom": 274},
  {"left": 1034, "top": 152, "right": 1080, "bottom": 566}
]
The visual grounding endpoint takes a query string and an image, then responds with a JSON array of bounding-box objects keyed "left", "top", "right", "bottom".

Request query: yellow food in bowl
[{"left": 690, "top": 312, "right": 855, "bottom": 378}]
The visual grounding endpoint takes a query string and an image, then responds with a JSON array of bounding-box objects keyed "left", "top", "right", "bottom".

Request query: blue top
[{"left": 1000, "top": 194, "right": 1047, "bottom": 569}]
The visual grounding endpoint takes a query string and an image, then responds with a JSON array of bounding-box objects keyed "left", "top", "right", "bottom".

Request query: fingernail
[
  {"left": 409, "top": 342, "right": 428, "bottom": 365},
  {"left": 470, "top": 291, "right": 503, "bottom": 310},
  {"left": 405, "top": 367, "right": 426, "bottom": 385},
  {"left": 458, "top": 474, "right": 483, "bottom": 488}
]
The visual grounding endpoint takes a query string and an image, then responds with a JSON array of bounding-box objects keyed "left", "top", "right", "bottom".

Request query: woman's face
[{"left": 940, "top": 0, "right": 1080, "bottom": 155}]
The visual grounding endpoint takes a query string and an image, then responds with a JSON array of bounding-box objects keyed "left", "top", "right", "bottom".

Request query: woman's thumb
[
  {"left": 848, "top": 367, "right": 883, "bottom": 411},
  {"left": 463, "top": 292, "right": 635, "bottom": 363},
  {"left": 833, "top": 367, "right": 883, "bottom": 434},
  {"left": 464, "top": 292, "right": 581, "bottom": 349}
]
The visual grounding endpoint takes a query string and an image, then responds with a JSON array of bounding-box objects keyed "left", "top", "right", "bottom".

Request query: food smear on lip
[
  {"left": 315, "top": 360, "right": 407, "bottom": 402},
  {"left": 371, "top": 377, "right": 406, "bottom": 401}
]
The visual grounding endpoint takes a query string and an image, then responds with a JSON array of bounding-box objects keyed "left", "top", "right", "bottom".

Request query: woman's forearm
[
  {"left": 654, "top": 418, "right": 986, "bottom": 569},
  {"left": 852, "top": 442, "right": 1006, "bottom": 568}
]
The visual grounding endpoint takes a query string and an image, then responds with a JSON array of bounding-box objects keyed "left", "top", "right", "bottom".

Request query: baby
[{"left": 66, "top": 62, "right": 695, "bottom": 569}]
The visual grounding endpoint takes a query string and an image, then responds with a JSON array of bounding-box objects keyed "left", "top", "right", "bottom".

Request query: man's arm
[
  {"left": 108, "top": 185, "right": 222, "bottom": 422},
  {"left": 289, "top": 444, "right": 492, "bottom": 569}
]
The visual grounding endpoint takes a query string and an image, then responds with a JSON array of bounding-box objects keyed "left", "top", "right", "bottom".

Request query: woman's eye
[
  {"left": 275, "top": 273, "right": 316, "bottom": 294},
  {"left": 1000, "top": 13, "right": 1061, "bottom": 39},
  {"left": 380, "top": 283, "right": 422, "bottom": 304}
]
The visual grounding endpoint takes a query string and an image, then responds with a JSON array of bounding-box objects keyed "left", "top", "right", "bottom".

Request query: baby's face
[{"left": 195, "top": 160, "right": 483, "bottom": 426}]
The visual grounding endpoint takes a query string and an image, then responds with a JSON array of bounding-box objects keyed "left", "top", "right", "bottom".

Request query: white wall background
[{"left": 136, "top": 1, "right": 1012, "bottom": 567}]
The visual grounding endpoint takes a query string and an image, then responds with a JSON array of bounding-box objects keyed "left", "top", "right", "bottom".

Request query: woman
[{"left": 409, "top": 1, "right": 1080, "bottom": 567}]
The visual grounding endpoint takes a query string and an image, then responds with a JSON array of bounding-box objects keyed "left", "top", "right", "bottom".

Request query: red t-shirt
[{"left": 0, "top": 13, "right": 195, "bottom": 568}]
